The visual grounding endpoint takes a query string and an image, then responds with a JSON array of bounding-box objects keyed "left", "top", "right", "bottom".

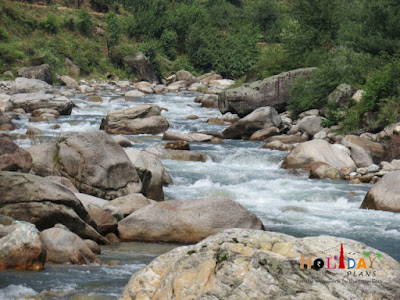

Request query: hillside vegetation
[{"left": 1, "top": 0, "right": 399, "bottom": 132}]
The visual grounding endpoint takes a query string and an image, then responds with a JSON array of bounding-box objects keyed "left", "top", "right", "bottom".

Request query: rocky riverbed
[{"left": 1, "top": 70, "right": 400, "bottom": 299}]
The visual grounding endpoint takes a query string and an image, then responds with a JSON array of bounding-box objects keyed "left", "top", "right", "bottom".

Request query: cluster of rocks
[{"left": 0, "top": 131, "right": 265, "bottom": 270}]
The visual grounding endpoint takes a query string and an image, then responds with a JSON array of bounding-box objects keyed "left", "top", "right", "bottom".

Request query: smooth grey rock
[{"left": 218, "top": 68, "right": 316, "bottom": 117}]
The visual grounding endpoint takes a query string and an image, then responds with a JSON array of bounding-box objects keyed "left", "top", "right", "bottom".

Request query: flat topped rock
[{"left": 118, "top": 198, "right": 264, "bottom": 243}]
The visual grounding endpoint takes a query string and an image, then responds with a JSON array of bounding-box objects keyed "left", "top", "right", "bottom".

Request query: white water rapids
[{"left": 1, "top": 85, "right": 399, "bottom": 299}]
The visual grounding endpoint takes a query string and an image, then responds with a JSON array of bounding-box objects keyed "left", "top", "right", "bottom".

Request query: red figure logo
[{"left": 339, "top": 243, "right": 345, "bottom": 269}]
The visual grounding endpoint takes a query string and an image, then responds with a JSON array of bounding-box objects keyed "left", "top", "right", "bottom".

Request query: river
[{"left": 1, "top": 85, "right": 399, "bottom": 299}]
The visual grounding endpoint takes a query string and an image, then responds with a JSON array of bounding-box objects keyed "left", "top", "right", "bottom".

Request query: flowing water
[{"left": 1, "top": 85, "right": 399, "bottom": 299}]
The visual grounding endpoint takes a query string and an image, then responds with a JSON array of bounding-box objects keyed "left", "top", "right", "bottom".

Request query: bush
[
  {"left": 106, "top": 11, "right": 122, "bottom": 57},
  {"left": 160, "top": 30, "right": 178, "bottom": 60},
  {"left": 62, "top": 13, "right": 76, "bottom": 31},
  {"left": 172, "top": 55, "right": 195, "bottom": 74},
  {"left": 38, "top": 12, "right": 59, "bottom": 34},
  {"left": 77, "top": 9, "right": 93, "bottom": 36}
]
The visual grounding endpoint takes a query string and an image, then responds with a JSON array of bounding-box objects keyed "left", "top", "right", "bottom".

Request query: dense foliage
[{"left": 1, "top": 0, "right": 399, "bottom": 131}]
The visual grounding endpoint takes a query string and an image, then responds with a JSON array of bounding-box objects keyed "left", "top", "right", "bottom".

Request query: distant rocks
[
  {"left": 13, "top": 77, "right": 52, "bottom": 94},
  {"left": 6, "top": 92, "right": 73, "bottom": 115},
  {"left": 223, "top": 107, "right": 282, "bottom": 139},
  {"left": 18, "top": 64, "right": 53, "bottom": 85},
  {"left": 100, "top": 104, "right": 169, "bottom": 135},
  {"left": 118, "top": 198, "right": 264, "bottom": 243},
  {"left": 123, "top": 51, "right": 159, "bottom": 84},
  {"left": 282, "top": 139, "right": 356, "bottom": 172},
  {"left": 218, "top": 68, "right": 316, "bottom": 117}
]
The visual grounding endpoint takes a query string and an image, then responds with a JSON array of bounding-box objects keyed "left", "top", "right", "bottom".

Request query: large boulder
[
  {"left": 13, "top": 77, "right": 52, "bottom": 94},
  {"left": 0, "top": 135, "right": 32, "bottom": 172},
  {"left": 100, "top": 104, "right": 169, "bottom": 135},
  {"left": 121, "top": 229, "right": 400, "bottom": 300},
  {"left": 0, "top": 171, "right": 107, "bottom": 244},
  {"left": 125, "top": 149, "right": 173, "bottom": 201},
  {"left": 123, "top": 51, "right": 159, "bottom": 84},
  {"left": 18, "top": 64, "right": 53, "bottom": 84},
  {"left": 282, "top": 139, "right": 355, "bottom": 171},
  {"left": 223, "top": 107, "right": 282, "bottom": 140},
  {"left": 6, "top": 92, "right": 73, "bottom": 115},
  {"left": 60, "top": 75, "right": 78, "bottom": 88},
  {"left": 0, "top": 110, "right": 16, "bottom": 131},
  {"left": 118, "top": 198, "right": 264, "bottom": 243},
  {"left": 0, "top": 221, "right": 46, "bottom": 270},
  {"left": 40, "top": 228, "right": 100, "bottom": 265},
  {"left": 360, "top": 171, "right": 400, "bottom": 213},
  {"left": 219, "top": 68, "right": 316, "bottom": 117},
  {"left": 341, "top": 135, "right": 385, "bottom": 167},
  {"left": 29, "top": 131, "right": 142, "bottom": 200}
]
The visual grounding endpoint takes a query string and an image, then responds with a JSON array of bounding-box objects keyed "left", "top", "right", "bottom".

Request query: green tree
[{"left": 106, "top": 11, "right": 121, "bottom": 58}]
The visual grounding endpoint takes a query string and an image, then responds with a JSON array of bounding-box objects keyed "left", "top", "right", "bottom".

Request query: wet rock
[
  {"left": 360, "top": 171, "right": 400, "bottom": 213},
  {"left": 18, "top": 64, "right": 52, "bottom": 84},
  {"left": 85, "top": 205, "right": 118, "bottom": 235},
  {"left": 0, "top": 110, "right": 16, "bottom": 131},
  {"left": 100, "top": 104, "right": 169, "bottom": 135},
  {"left": 0, "top": 172, "right": 107, "bottom": 244},
  {"left": 123, "top": 52, "right": 159, "bottom": 84},
  {"left": 105, "top": 233, "right": 119, "bottom": 244},
  {"left": 163, "top": 150, "right": 207, "bottom": 162},
  {"left": 0, "top": 135, "right": 32, "bottom": 172},
  {"left": 125, "top": 149, "right": 172, "bottom": 201},
  {"left": 200, "top": 95, "right": 218, "bottom": 108},
  {"left": 104, "top": 194, "right": 155, "bottom": 217},
  {"left": 165, "top": 141, "right": 190, "bottom": 150},
  {"left": 176, "top": 70, "right": 197, "bottom": 84},
  {"left": 223, "top": 107, "right": 282, "bottom": 140},
  {"left": 125, "top": 90, "right": 146, "bottom": 97},
  {"left": 112, "top": 135, "right": 132, "bottom": 148},
  {"left": 118, "top": 198, "right": 264, "bottom": 243},
  {"left": 263, "top": 141, "right": 295, "bottom": 151},
  {"left": 282, "top": 139, "right": 355, "bottom": 171},
  {"left": 167, "top": 80, "right": 189, "bottom": 92},
  {"left": 341, "top": 135, "right": 385, "bottom": 168},
  {"left": 249, "top": 127, "right": 280, "bottom": 141},
  {"left": 163, "top": 131, "right": 218, "bottom": 143},
  {"left": 0, "top": 221, "right": 46, "bottom": 270},
  {"left": 309, "top": 161, "right": 345, "bottom": 180},
  {"left": 207, "top": 112, "right": 239, "bottom": 125},
  {"left": 121, "top": 228, "right": 400, "bottom": 300},
  {"left": 84, "top": 239, "right": 101, "bottom": 255},
  {"left": 78, "top": 85, "right": 94, "bottom": 93},
  {"left": 40, "top": 228, "right": 100, "bottom": 265},
  {"left": 60, "top": 75, "right": 78, "bottom": 88},
  {"left": 218, "top": 68, "right": 316, "bottom": 117},
  {"left": 6, "top": 92, "right": 73, "bottom": 115},
  {"left": 186, "top": 115, "right": 199, "bottom": 120}
]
